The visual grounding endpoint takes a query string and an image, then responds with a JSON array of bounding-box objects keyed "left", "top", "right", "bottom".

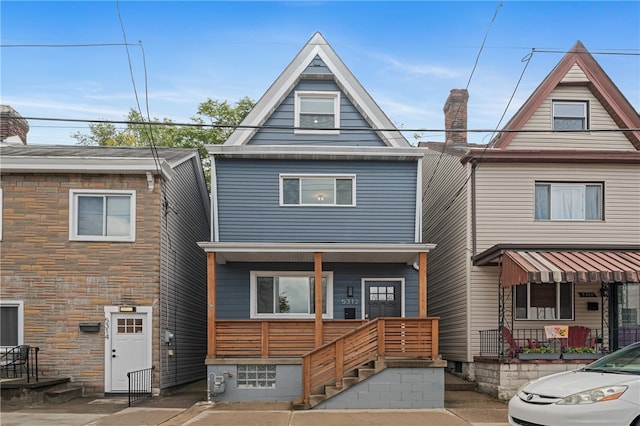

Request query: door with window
[
  {"left": 611, "top": 283, "right": 640, "bottom": 350},
  {"left": 107, "top": 311, "right": 150, "bottom": 392},
  {"left": 365, "top": 280, "right": 402, "bottom": 320}
]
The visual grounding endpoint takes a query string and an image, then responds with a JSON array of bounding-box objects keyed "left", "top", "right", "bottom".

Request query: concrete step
[
  {"left": 445, "top": 372, "right": 477, "bottom": 391},
  {"left": 45, "top": 383, "right": 83, "bottom": 404}
]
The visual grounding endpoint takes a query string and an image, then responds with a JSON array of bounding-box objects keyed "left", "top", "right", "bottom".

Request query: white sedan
[{"left": 509, "top": 341, "right": 640, "bottom": 426}]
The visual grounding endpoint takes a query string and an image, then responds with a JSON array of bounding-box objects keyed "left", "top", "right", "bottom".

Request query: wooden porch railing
[
  {"left": 212, "top": 320, "right": 367, "bottom": 358},
  {"left": 301, "top": 317, "right": 439, "bottom": 404}
]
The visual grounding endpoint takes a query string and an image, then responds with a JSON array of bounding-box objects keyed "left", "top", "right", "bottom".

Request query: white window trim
[
  {"left": 535, "top": 182, "right": 603, "bottom": 221},
  {"left": 0, "top": 188, "right": 3, "bottom": 241},
  {"left": 0, "top": 300, "right": 24, "bottom": 350},
  {"left": 250, "top": 271, "right": 334, "bottom": 319},
  {"left": 514, "top": 283, "right": 574, "bottom": 321},
  {"left": 552, "top": 100, "right": 589, "bottom": 131},
  {"left": 294, "top": 91, "right": 340, "bottom": 135},
  {"left": 69, "top": 189, "right": 136, "bottom": 242},
  {"left": 279, "top": 174, "right": 356, "bottom": 207}
]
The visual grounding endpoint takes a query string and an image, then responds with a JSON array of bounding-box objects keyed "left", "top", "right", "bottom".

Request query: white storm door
[{"left": 109, "top": 313, "right": 150, "bottom": 392}]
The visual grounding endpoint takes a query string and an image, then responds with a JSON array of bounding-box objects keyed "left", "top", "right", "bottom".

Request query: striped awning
[{"left": 501, "top": 250, "right": 640, "bottom": 287}]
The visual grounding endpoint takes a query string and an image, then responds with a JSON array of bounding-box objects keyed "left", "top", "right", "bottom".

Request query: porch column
[
  {"left": 418, "top": 251, "right": 427, "bottom": 318},
  {"left": 207, "top": 252, "right": 217, "bottom": 358},
  {"left": 314, "top": 252, "right": 323, "bottom": 347}
]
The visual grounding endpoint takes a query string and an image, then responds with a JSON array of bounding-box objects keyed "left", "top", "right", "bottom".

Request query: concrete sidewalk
[{"left": 0, "top": 376, "right": 510, "bottom": 426}]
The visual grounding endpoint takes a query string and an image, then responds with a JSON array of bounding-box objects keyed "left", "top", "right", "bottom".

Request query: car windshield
[{"left": 584, "top": 343, "right": 640, "bottom": 375}]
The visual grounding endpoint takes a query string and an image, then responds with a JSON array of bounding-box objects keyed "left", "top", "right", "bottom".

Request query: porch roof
[
  {"left": 500, "top": 250, "right": 640, "bottom": 287},
  {"left": 197, "top": 242, "right": 436, "bottom": 265}
]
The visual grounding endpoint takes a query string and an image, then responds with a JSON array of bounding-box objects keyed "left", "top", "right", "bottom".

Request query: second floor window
[
  {"left": 295, "top": 91, "right": 340, "bottom": 134},
  {"left": 69, "top": 190, "right": 136, "bottom": 241},
  {"left": 535, "top": 183, "right": 602, "bottom": 221},
  {"left": 552, "top": 101, "right": 588, "bottom": 131},
  {"left": 281, "top": 175, "right": 355, "bottom": 206}
]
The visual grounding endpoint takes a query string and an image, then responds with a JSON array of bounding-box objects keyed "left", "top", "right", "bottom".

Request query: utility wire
[
  {"left": 8, "top": 116, "right": 640, "bottom": 134},
  {"left": 423, "top": 1, "right": 503, "bottom": 196},
  {"left": 424, "top": 49, "right": 537, "bottom": 227}
]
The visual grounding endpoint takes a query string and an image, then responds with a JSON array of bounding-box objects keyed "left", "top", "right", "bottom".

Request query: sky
[{"left": 1, "top": 1, "right": 639, "bottom": 146}]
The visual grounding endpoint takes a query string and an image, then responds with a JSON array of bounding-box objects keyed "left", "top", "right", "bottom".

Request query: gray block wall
[
  {"left": 207, "top": 365, "right": 301, "bottom": 402},
  {"left": 314, "top": 368, "right": 444, "bottom": 409}
]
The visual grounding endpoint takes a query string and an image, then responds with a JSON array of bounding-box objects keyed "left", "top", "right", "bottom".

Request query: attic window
[
  {"left": 552, "top": 101, "right": 588, "bottom": 131},
  {"left": 295, "top": 91, "right": 340, "bottom": 134}
]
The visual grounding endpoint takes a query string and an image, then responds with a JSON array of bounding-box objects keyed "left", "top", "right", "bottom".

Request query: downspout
[{"left": 471, "top": 159, "right": 478, "bottom": 257}]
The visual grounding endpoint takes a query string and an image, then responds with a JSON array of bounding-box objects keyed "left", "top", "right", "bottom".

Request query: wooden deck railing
[
  {"left": 213, "top": 320, "right": 366, "bottom": 358},
  {"left": 301, "top": 317, "right": 439, "bottom": 404}
]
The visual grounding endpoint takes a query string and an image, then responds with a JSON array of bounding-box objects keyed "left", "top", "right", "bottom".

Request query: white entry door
[{"left": 106, "top": 310, "right": 151, "bottom": 392}]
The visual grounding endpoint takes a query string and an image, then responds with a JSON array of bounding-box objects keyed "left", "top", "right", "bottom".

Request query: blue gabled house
[{"left": 198, "top": 33, "right": 442, "bottom": 409}]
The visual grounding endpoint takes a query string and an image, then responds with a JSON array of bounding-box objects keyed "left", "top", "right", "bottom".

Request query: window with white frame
[
  {"left": 237, "top": 364, "right": 276, "bottom": 388},
  {"left": 552, "top": 100, "right": 588, "bottom": 131},
  {"left": 294, "top": 91, "right": 340, "bottom": 134},
  {"left": 281, "top": 175, "right": 355, "bottom": 206},
  {"left": 251, "top": 271, "right": 333, "bottom": 318},
  {"left": 0, "top": 188, "right": 3, "bottom": 241},
  {"left": 0, "top": 301, "right": 24, "bottom": 348},
  {"left": 69, "top": 190, "right": 136, "bottom": 241},
  {"left": 535, "top": 183, "right": 602, "bottom": 221},
  {"left": 515, "top": 283, "right": 573, "bottom": 320}
]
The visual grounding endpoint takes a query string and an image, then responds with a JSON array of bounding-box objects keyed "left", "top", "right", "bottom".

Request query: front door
[
  {"left": 364, "top": 280, "right": 402, "bottom": 320},
  {"left": 106, "top": 311, "right": 151, "bottom": 392}
]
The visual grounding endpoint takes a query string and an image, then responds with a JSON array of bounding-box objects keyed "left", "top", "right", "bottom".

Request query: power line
[
  {"left": 8, "top": 116, "right": 639, "bottom": 134},
  {"left": 423, "top": 1, "right": 503, "bottom": 196}
]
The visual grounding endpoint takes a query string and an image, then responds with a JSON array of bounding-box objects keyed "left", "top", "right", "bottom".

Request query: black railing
[
  {"left": 0, "top": 345, "right": 39, "bottom": 383},
  {"left": 127, "top": 366, "right": 155, "bottom": 407},
  {"left": 479, "top": 328, "right": 603, "bottom": 357}
]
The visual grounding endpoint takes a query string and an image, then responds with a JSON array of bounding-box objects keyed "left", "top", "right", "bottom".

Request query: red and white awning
[{"left": 501, "top": 250, "right": 640, "bottom": 287}]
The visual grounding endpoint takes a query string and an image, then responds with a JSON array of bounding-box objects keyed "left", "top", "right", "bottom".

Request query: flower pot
[
  {"left": 561, "top": 353, "right": 603, "bottom": 360},
  {"left": 518, "top": 352, "right": 561, "bottom": 360}
]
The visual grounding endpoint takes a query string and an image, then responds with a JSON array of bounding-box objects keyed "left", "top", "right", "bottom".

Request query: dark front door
[
  {"left": 610, "top": 283, "right": 640, "bottom": 350},
  {"left": 365, "top": 280, "right": 402, "bottom": 320}
]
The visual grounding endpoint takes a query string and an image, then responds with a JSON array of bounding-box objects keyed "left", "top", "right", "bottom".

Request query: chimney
[
  {"left": 1, "top": 105, "right": 29, "bottom": 145},
  {"left": 443, "top": 89, "right": 468, "bottom": 145}
]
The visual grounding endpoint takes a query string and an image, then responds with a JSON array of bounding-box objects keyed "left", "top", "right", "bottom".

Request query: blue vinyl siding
[
  {"left": 215, "top": 262, "right": 418, "bottom": 319},
  {"left": 248, "top": 79, "right": 385, "bottom": 147},
  {"left": 215, "top": 159, "right": 417, "bottom": 242}
]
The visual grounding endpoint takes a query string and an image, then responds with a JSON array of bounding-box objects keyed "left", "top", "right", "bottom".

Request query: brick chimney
[
  {"left": 443, "top": 89, "right": 468, "bottom": 145},
  {"left": 1, "top": 105, "right": 29, "bottom": 145}
]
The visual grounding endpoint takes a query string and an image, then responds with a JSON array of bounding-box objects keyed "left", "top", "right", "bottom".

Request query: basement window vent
[{"left": 237, "top": 364, "right": 276, "bottom": 388}]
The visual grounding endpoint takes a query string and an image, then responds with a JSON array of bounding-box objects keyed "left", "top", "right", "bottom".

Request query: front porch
[
  {"left": 205, "top": 317, "right": 441, "bottom": 408},
  {"left": 199, "top": 242, "right": 444, "bottom": 408}
]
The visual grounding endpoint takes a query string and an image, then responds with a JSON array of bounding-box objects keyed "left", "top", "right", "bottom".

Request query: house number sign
[{"left": 340, "top": 298, "right": 360, "bottom": 305}]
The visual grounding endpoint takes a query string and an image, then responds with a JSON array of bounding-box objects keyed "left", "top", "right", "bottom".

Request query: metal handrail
[{"left": 127, "top": 366, "right": 155, "bottom": 407}]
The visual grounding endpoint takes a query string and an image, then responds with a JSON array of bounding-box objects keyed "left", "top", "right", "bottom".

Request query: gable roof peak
[
  {"left": 490, "top": 40, "right": 640, "bottom": 150},
  {"left": 223, "top": 33, "right": 410, "bottom": 148}
]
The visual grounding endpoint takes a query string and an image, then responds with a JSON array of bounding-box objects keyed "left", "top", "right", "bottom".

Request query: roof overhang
[
  {"left": 473, "top": 244, "right": 640, "bottom": 287},
  {"left": 0, "top": 156, "right": 175, "bottom": 179},
  {"left": 197, "top": 242, "right": 436, "bottom": 265},
  {"left": 206, "top": 145, "right": 426, "bottom": 162},
  {"left": 460, "top": 149, "right": 640, "bottom": 165}
]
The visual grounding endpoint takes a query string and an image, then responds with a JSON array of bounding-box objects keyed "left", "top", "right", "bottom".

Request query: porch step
[
  {"left": 293, "top": 361, "right": 386, "bottom": 410},
  {"left": 45, "top": 383, "right": 83, "bottom": 403},
  {"left": 445, "top": 372, "right": 477, "bottom": 392}
]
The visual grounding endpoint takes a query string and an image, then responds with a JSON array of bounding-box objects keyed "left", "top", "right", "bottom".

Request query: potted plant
[
  {"left": 561, "top": 347, "right": 602, "bottom": 360},
  {"left": 518, "top": 346, "right": 561, "bottom": 360}
]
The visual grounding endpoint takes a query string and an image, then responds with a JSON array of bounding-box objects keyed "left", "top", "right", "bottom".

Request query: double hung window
[
  {"left": 294, "top": 91, "right": 340, "bottom": 134},
  {"left": 515, "top": 283, "right": 573, "bottom": 320},
  {"left": 552, "top": 101, "right": 588, "bottom": 131},
  {"left": 281, "top": 175, "right": 355, "bottom": 206},
  {"left": 535, "top": 183, "right": 602, "bottom": 221},
  {"left": 251, "top": 271, "right": 333, "bottom": 319},
  {"left": 69, "top": 190, "right": 136, "bottom": 241}
]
